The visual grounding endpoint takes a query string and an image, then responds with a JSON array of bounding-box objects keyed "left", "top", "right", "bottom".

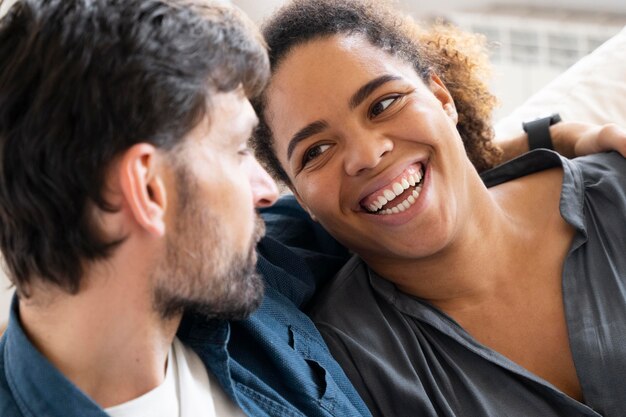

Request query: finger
[{"left": 598, "top": 124, "right": 626, "bottom": 157}]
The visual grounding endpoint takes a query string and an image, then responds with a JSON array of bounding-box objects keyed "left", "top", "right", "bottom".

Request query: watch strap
[{"left": 522, "top": 113, "right": 562, "bottom": 151}]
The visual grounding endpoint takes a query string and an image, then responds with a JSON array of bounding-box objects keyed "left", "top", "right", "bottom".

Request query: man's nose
[{"left": 250, "top": 157, "right": 279, "bottom": 208}]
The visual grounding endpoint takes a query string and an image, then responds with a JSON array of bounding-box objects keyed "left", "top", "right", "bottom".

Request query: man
[
  {"left": 0, "top": 1, "right": 281, "bottom": 415},
  {"left": 1, "top": 1, "right": 624, "bottom": 417}
]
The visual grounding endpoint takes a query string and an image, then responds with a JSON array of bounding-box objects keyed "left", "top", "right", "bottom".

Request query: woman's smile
[{"left": 360, "top": 162, "right": 425, "bottom": 214}]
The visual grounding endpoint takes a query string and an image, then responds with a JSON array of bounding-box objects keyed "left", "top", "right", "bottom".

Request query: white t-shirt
[{"left": 105, "top": 338, "right": 246, "bottom": 417}]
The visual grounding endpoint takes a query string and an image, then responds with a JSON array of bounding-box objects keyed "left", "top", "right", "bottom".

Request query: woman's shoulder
[
  {"left": 565, "top": 152, "right": 626, "bottom": 248},
  {"left": 481, "top": 149, "right": 565, "bottom": 187},
  {"left": 562, "top": 151, "right": 626, "bottom": 222},
  {"left": 481, "top": 150, "right": 626, "bottom": 226},
  {"left": 570, "top": 151, "right": 626, "bottom": 189},
  {"left": 481, "top": 149, "right": 625, "bottom": 190}
]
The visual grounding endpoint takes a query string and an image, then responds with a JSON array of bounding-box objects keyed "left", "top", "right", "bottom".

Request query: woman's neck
[{"left": 361, "top": 166, "right": 568, "bottom": 314}]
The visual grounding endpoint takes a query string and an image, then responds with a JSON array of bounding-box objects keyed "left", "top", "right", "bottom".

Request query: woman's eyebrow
[
  {"left": 349, "top": 74, "right": 401, "bottom": 110},
  {"left": 287, "top": 120, "right": 329, "bottom": 161},
  {"left": 286, "top": 75, "right": 401, "bottom": 161}
]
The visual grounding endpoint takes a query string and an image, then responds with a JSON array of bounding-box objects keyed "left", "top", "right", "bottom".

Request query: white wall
[
  {"left": 0, "top": 277, "right": 12, "bottom": 324},
  {"left": 232, "top": 0, "right": 284, "bottom": 22},
  {"left": 405, "top": 0, "right": 625, "bottom": 18},
  {"left": 234, "top": 0, "right": 626, "bottom": 22}
]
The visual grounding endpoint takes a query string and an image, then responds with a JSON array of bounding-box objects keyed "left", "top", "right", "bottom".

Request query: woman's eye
[
  {"left": 302, "top": 144, "right": 331, "bottom": 166},
  {"left": 370, "top": 96, "right": 398, "bottom": 117}
]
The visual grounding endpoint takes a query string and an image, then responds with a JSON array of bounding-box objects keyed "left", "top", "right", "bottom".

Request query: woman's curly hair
[{"left": 252, "top": 0, "right": 502, "bottom": 186}]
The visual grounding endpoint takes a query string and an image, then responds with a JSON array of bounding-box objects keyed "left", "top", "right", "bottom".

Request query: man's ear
[
  {"left": 118, "top": 143, "right": 167, "bottom": 236},
  {"left": 429, "top": 73, "right": 458, "bottom": 124},
  {"left": 291, "top": 188, "right": 317, "bottom": 222}
]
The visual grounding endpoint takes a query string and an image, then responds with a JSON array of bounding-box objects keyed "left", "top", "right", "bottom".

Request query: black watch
[{"left": 522, "top": 113, "right": 562, "bottom": 151}]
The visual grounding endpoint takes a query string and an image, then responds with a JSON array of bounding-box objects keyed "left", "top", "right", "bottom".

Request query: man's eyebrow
[
  {"left": 349, "top": 74, "right": 402, "bottom": 110},
  {"left": 286, "top": 120, "right": 329, "bottom": 161},
  {"left": 245, "top": 120, "right": 259, "bottom": 146}
]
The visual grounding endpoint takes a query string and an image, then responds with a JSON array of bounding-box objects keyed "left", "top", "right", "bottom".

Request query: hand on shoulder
[{"left": 552, "top": 122, "right": 626, "bottom": 158}]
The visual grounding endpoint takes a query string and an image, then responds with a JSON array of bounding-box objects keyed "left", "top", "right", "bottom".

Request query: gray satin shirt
[{"left": 310, "top": 151, "right": 626, "bottom": 417}]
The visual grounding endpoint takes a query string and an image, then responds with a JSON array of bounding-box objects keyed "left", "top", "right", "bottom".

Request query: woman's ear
[
  {"left": 429, "top": 73, "right": 458, "bottom": 124},
  {"left": 118, "top": 143, "right": 167, "bottom": 236}
]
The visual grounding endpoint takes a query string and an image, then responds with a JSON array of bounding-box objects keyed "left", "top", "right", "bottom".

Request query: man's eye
[
  {"left": 238, "top": 147, "right": 252, "bottom": 157},
  {"left": 302, "top": 144, "right": 331, "bottom": 166},
  {"left": 370, "top": 96, "right": 399, "bottom": 117}
]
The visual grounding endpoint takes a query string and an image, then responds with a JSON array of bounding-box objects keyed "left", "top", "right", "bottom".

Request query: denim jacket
[{"left": 0, "top": 196, "right": 371, "bottom": 417}]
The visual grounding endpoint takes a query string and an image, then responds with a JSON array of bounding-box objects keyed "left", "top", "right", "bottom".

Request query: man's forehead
[{"left": 195, "top": 89, "right": 257, "bottom": 143}]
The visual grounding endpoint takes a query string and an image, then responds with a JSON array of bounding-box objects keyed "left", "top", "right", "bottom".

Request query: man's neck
[{"left": 18, "top": 250, "right": 180, "bottom": 408}]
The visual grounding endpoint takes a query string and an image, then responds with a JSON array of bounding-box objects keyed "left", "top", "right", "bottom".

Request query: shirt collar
[{"left": 176, "top": 312, "right": 240, "bottom": 404}]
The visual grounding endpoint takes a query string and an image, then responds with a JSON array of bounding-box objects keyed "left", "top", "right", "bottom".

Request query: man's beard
[{"left": 151, "top": 167, "right": 265, "bottom": 321}]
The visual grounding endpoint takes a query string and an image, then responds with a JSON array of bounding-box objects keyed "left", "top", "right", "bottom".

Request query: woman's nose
[{"left": 343, "top": 134, "right": 393, "bottom": 176}]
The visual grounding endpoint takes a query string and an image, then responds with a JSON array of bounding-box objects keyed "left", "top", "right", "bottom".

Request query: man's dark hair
[
  {"left": 252, "top": 0, "right": 500, "bottom": 186},
  {"left": 0, "top": 0, "right": 269, "bottom": 296}
]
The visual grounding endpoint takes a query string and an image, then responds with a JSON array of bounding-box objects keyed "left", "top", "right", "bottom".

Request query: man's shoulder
[
  {"left": 0, "top": 380, "right": 22, "bottom": 417},
  {"left": 0, "top": 337, "right": 24, "bottom": 417},
  {"left": 258, "top": 195, "right": 350, "bottom": 307},
  {"left": 260, "top": 195, "right": 346, "bottom": 255}
]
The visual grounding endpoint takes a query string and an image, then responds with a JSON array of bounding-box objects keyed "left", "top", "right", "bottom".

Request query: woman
[{"left": 251, "top": 1, "right": 626, "bottom": 416}]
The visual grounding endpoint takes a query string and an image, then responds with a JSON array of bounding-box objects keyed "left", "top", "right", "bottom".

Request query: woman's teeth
[
  {"left": 377, "top": 185, "right": 423, "bottom": 214},
  {"left": 366, "top": 168, "right": 424, "bottom": 215}
]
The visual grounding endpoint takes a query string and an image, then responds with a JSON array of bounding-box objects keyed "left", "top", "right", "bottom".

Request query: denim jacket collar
[
  {"left": 3, "top": 296, "right": 239, "bottom": 417},
  {"left": 176, "top": 311, "right": 239, "bottom": 404}
]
